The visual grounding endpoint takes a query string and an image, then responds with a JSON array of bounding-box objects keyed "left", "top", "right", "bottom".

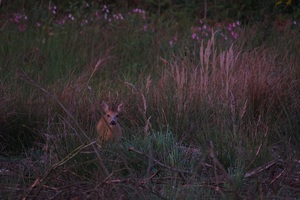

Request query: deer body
[{"left": 97, "top": 102, "right": 124, "bottom": 143}]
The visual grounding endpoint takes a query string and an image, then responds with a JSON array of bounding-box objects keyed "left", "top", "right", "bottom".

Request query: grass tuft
[{"left": 0, "top": 2, "right": 299, "bottom": 199}]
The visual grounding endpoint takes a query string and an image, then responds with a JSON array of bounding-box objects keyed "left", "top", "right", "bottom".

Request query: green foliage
[{"left": 0, "top": 1, "right": 299, "bottom": 199}]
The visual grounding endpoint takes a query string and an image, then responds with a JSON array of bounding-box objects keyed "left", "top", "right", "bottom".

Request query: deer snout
[{"left": 109, "top": 121, "right": 117, "bottom": 125}]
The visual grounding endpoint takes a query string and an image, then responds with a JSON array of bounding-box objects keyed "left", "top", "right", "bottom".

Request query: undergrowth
[{"left": 0, "top": 2, "right": 299, "bottom": 199}]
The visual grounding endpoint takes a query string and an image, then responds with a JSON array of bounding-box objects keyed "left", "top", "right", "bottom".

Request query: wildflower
[
  {"left": 68, "top": 14, "right": 74, "bottom": 21},
  {"left": 143, "top": 25, "right": 148, "bottom": 32},
  {"left": 192, "top": 33, "right": 199, "bottom": 40},
  {"left": 102, "top": 5, "right": 107, "bottom": 11},
  {"left": 102, "top": 5, "right": 110, "bottom": 14},
  {"left": 132, "top": 8, "right": 146, "bottom": 20},
  {"left": 113, "top": 13, "right": 124, "bottom": 21},
  {"left": 192, "top": 33, "right": 197, "bottom": 39}
]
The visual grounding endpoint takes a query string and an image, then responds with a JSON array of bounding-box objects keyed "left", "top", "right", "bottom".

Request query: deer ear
[
  {"left": 117, "top": 102, "right": 124, "bottom": 112},
  {"left": 101, "top": 101, "right": 109, "bottom": 112}
]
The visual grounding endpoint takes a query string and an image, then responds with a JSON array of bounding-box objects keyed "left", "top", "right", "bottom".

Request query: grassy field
[{"left": 1, "top": 2, "right": 300, "bottom": 199}]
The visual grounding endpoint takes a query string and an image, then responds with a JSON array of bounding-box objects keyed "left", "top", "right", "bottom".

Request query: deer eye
[
  {"left": 107, "top": 114, "right": 110, "bottom": 118},
  {"left": 116, "top": 114, "right": 119, "bottom": 118}
]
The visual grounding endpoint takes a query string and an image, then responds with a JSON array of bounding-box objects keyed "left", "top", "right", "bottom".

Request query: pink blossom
[
  {"left": 143, "top": 25, "right": 148, "bottom": 32},
  {"left": 233, "top": 33, "right": 238, "bottom": 39},
  {"left": 192, "top": 33, "right": 197, "bottom": 39}
]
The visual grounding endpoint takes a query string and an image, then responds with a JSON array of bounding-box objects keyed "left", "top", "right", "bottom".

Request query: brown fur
[{"left": 97, "top": 102, "right": 124, "bottom": 143}]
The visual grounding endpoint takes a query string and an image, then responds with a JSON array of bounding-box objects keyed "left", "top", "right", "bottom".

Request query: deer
[{"left": 97, "top": 102, "right": 124, "bottom": 144}]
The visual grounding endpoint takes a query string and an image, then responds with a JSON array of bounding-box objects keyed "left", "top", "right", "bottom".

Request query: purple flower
[
  {"left": 143, "top": 25, "right": 148, "bottom": 32},
  {"left": 233, "top": 33, "right": 238, "bottom": 39}
]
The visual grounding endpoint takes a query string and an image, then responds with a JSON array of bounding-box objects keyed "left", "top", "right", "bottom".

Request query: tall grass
[{"left": 0, "top": 3, "right": 299, "bottom": 199}]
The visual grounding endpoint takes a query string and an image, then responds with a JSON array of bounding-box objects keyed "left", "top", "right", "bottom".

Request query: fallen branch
[
  {"left": 244, "top": 159, "right": 280, "bottom": 178},
  {"left": 22, "top": 142, "right": 94, "bottom": 200},
  {"left": 208, "top": 141, "right": 240, "bottom": 199}
]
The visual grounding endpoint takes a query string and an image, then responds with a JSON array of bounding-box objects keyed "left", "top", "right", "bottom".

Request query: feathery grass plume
[{"left": 1, "top": 2, "right": 299, "bottom": 199}]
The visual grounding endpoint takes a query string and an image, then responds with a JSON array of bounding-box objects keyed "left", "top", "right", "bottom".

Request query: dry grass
[{"left": 0, "top": 21, "right": 299, "bottom": 200}]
